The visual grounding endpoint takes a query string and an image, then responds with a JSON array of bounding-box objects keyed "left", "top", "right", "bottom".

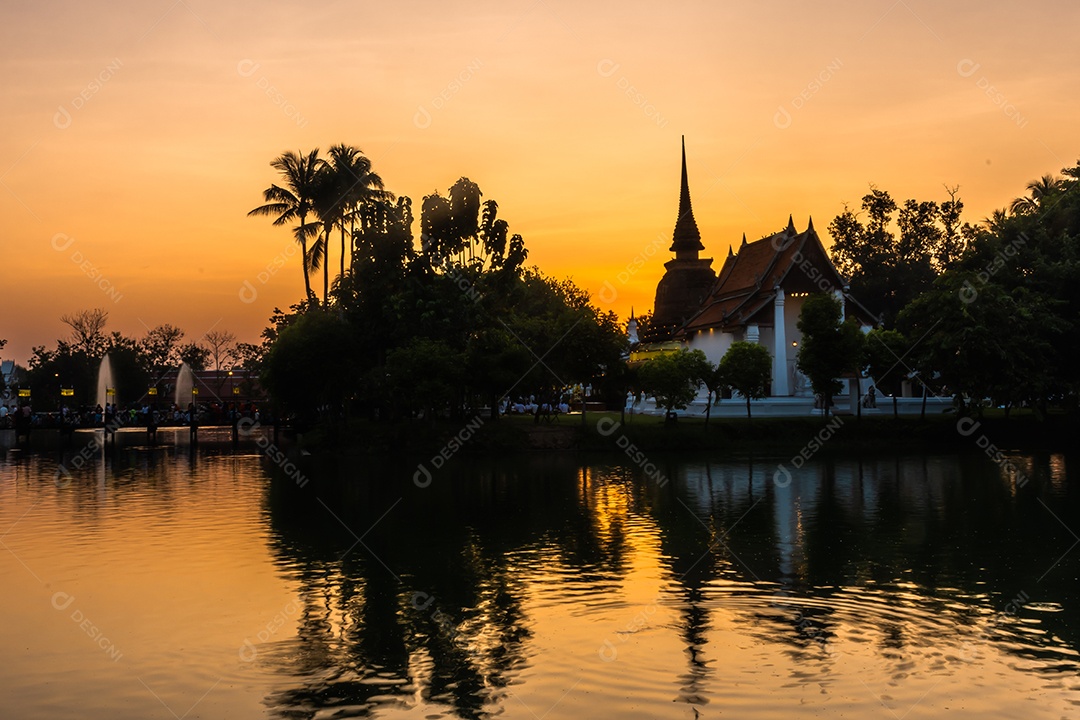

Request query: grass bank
[{"left": 304, "top": 409, "right": 1077, "bottom": 457}]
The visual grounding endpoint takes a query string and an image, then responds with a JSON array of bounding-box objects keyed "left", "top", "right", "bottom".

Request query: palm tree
[
  {"left": 1029, "top": 173, "right": 1062, "bottom": 199},
  {"left": 1009, "top": 196, "right": 1037, "bottom": 215},
  {"left": 982, "top": 208, "right": 1009, "bottom": 231},
  {"left": 310, "top": 167, "right": 336, "bottom": 304},
  {"left": 248, "top": 149, "right": 323, "bottom": 302},
  {"left": 1010, "top": 173, "right": 1061, "bottom": 215},
  {"left": 317, "top": 145, "right": 392, "bottom": 300}
]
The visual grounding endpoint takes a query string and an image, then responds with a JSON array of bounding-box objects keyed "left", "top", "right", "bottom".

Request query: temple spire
[
  {"left": 671, "top": 136, "right": 704, "bottom": 258},
  {"left": 786, "top": 214, "right": 796, "bottom": 234},
  {"left": 807, "top": 216, "right": 815, "bottom": 232}
]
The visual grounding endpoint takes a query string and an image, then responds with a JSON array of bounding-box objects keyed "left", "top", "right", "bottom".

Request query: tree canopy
[
  {"left": 796, "top": 293, "right": 865, "bottom": 416},
  {"left": 829, "top": 186, "right": 975, "bottom": 326},
  {"left": 255, "top": 169, "right": 627, "bottom": 425},
  {"left": 718, "top": 341, "right": 772, "bottom": 419},
  {"left": 840, "top": 161, "right": 1080, "bottom": 417},
  {"left": 637, "top": 349, "right": 712, "bottom": 414}
]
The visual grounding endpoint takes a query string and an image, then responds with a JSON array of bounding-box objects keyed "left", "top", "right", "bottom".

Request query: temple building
[{"left": 636, "top": 140, "right": 869, "bottom": 399}]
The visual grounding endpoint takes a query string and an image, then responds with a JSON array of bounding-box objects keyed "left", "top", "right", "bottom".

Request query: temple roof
[
  {"left": 680, "top": 219, "right": 847, "bottom": 333},
  {"left": 670, "top": 136, "right": 704, "bottom": 254}
]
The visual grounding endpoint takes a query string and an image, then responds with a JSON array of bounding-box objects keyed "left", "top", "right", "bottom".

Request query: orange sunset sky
[{"left": 1, "top": 0, "right": 1078, "bottom": 363}]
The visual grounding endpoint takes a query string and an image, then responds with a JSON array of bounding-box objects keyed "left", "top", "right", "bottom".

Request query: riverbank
[{"left": 305, "top": 410, "right": 1078, "bottom": 457}]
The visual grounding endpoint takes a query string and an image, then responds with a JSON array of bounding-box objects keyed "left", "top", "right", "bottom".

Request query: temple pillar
[
  {"left": 834, "top": 288, "right": 845, "bottom": 322},
  {"left": 747, "top": 324, "right": 759, "bottom": 344},
  {"left": 773, "top": 290, "right": 789, "bottom": 396}
]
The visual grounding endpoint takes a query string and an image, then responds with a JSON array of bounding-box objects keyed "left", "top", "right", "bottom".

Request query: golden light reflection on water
[{"left": 1, "top": 436, "right": 1078, "bottom": 719}]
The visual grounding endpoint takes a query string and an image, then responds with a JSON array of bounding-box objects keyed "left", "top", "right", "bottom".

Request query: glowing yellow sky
[{"left": 2, "top": 0, "right": 1078, "bottom": 362}]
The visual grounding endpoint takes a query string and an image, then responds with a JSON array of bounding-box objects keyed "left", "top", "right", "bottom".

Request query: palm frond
[{"left": 306, "top": 238, "right": 325, "bottom": 272}]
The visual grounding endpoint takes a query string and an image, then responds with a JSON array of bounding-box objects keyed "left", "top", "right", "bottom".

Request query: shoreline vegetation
[
  {"left": 302, "top": 410, "right": 1078, "bottom": 458},
  {"left": 7, "top": 151, "right": 1079, "bottom": 455}
]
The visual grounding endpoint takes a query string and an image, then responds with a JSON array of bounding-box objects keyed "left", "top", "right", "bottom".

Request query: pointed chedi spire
[{"left": 671, "top": 136, "right": 704, "bottom": 258}]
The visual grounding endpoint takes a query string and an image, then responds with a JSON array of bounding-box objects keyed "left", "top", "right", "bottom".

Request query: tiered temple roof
[
  {"left": 646, "top": 138, "right": 716, "bottom": 341},
  {"left": 643, "top": 140, "right": 863, "bottom": 344},
  {"left": 681, "top": 217, "right": 847, "bottom": 334}
]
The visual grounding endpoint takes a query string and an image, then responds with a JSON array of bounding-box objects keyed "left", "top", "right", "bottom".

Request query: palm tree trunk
[
  {"left": 339, "top": 223, "right": 346, "bottom": 281},
  {"left": 299, "top": 217, "right": 314, "bottom": 302},
  {"left": 323, "top": 229, "right": 330, "bottom": 304},
  {"left": 349, "top": 217, "right": 356, "bottom": 272},
  {"left": 300, "top": 241, "right": 313, "bottom": 299}
]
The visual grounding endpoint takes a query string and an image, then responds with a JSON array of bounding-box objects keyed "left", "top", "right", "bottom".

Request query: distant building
[
  {"left": 157, "top": 368, "right": 261, "bottom": 404},
  {"left": 635, "top": 140, "right": 871, "bottom": 398}
]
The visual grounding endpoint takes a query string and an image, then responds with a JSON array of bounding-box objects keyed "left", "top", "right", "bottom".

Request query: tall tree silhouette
[
  {"left": 420, "top": 178, "right": 526, "bottom": 273},
  {"left": 326, "top": 145, "right": 391, "bottom": 282},
  {"left": 312, "top": 145, "right": 391, "bottom": 303},
  {"left": 248, "top": 149, "right": 323, "bottom": 303}
]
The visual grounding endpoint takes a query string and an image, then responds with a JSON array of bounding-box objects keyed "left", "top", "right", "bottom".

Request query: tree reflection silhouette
[
  {"left": 260, "top": 455, "right": 591, "bottom": 718},
  {"left": 255, "top": 449, "right": 1080, "bottom": 718}
]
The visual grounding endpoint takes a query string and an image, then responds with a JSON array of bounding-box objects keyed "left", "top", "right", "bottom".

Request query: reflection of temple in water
[{"left": 257, "top": 451, "right": 1079, "bottom": 717}]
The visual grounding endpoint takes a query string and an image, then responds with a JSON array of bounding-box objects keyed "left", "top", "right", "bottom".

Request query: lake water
[{"left": 1, "top": 427, "right": 1078, "bottom": 719}]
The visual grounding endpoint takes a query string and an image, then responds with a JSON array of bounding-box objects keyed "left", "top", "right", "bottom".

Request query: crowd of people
[
  {"left": 499, "top": 396, "right": 571, "bottom": 416},
  {"left": 0, "top": 400, "right": 269, "bottom": 431}
]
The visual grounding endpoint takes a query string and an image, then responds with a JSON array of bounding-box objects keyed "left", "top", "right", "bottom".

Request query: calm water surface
[{"left": 1, "top": 427, "right": 1078, "bottom": 719}]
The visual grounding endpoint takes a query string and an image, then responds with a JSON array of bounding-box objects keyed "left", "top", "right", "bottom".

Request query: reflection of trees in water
[
  {"left": 260, "top": 454, "right": 622, "bottom": 719},
  {"left": 257, "top": 449, "right": 1079, "bottom": 717},
  {"left": 649, "top": 452, "right": 1080, "bottom": 682}
]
